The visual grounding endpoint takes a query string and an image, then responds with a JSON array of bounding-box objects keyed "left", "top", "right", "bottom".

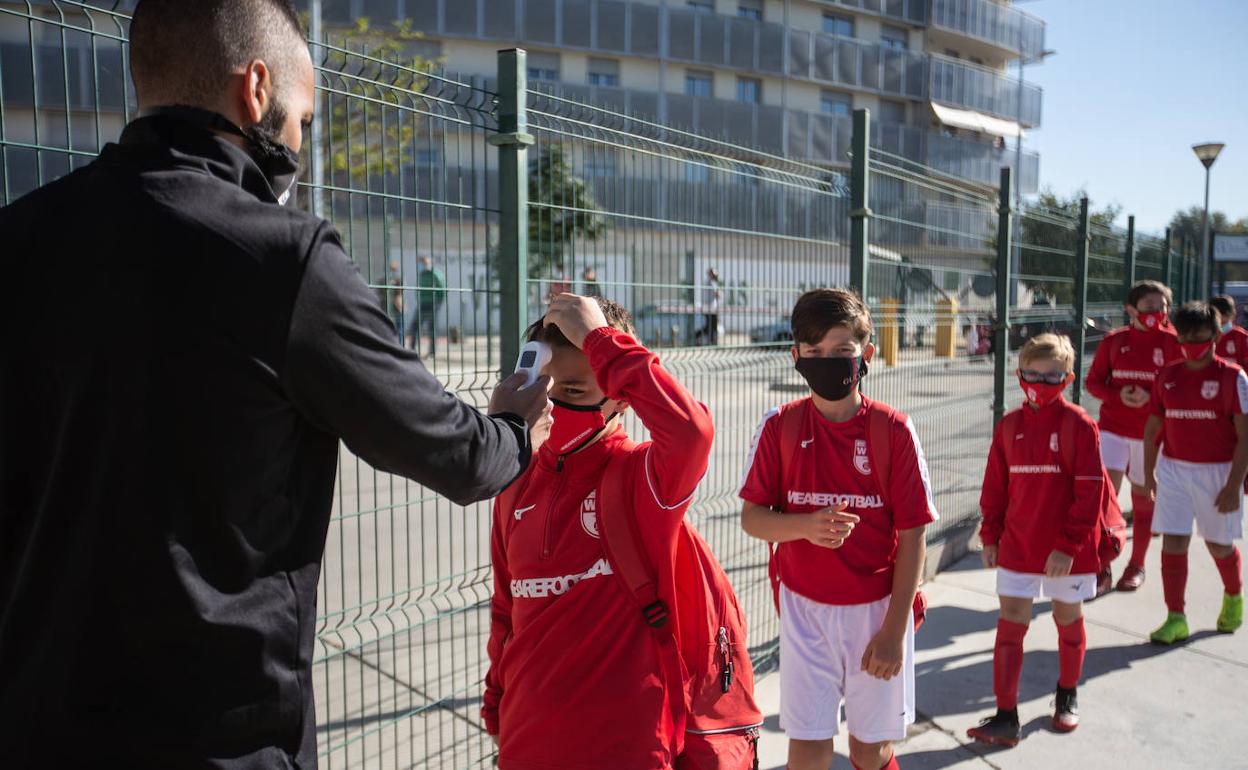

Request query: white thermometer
[{"left": 514, "top": 340, "right": 552, "bottom": 388}]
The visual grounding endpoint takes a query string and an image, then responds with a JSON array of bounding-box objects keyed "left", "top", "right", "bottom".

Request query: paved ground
[{"left": 755, "top": 539, "right": 1248, "bottom": 769}]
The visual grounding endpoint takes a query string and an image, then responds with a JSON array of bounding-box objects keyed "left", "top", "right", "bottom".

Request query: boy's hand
[
  {"left": 981, "top": 544, "right": 998, "bottom": 569},
  {"left": 797, "top": 505, "right": 860, "bottom": 549},
  {"left": 861, "top": 630, "right": 905, "bottom": 680},
  {"left": 544, "top": 293, "right": 609, "bottom": 349},
  {"left": 1044, "top": 550, "right": 1074, "bottom": 578},
  {"left": 490, "top": 373, "right": 554, "bottom": 435},
  {"left": 1215, "top": 483, "right": 1242, "bottom": 513},
  {"left": 1120, "top": 385, "right": 1149, "bottom": 408},
  {"left": 1144, "top": 475, "right": 1158, "bottom": 501}
]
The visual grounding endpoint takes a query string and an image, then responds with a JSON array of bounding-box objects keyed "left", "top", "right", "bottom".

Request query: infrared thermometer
[{"left": 514, "top": 340, "right": 552, "bottom": 388}]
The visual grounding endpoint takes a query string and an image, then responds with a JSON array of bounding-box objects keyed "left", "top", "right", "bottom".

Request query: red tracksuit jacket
[
  {"left": 979, "top": 398, "right": 1103, "bottom": 575},
  {"left": 1217, "top": 326, "right": 1248, "bottom": 369},
  {"left": 1085, "top": 325, "right": 1181, "bottom": 439},
  {"left": 482, "top": 327, "right": 714, "bottom": 770}
]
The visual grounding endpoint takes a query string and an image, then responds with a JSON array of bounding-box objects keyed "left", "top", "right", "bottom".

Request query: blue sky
[{"left": 1020, "top": 0, "right": 1247, "bottom": 233}]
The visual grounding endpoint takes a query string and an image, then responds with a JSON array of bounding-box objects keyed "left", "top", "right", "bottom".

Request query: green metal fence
[{"left": 0, "top": 4, "right": 1202, "bottom": 768}]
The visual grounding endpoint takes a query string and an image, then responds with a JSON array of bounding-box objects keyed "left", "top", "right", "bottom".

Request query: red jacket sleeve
[
  {"left": 978, "top": 419, "right": 1009, "bottom": 547},
  {"left": 1085, "top": 336, "right": 1116, "bottom": 403},
  {"left": 481, "top": 502, "right": 512, "bottom": 736},
  {"left": 1054, "top": 417, "right": 1105, "bottom": 556},
  {"left": 584, "top": 327, "right": 714, "bottom": 515}
]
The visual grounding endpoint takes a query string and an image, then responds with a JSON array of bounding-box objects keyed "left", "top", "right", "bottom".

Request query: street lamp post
[{"left": 1192, "top": 142, "right": 1225, "bottom": 297}]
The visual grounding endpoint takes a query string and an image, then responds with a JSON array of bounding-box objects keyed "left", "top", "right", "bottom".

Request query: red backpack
[
  {"left": 495, "top": 442, "right": 763, "bottom": 761},
  {"left": 999, "top": 406, "right": 1127, "bottom": 564},
  {"left": 769, "top": 398, "right": 928, "bottom": 630}
]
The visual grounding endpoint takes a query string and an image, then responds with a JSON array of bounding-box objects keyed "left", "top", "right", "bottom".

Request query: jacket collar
[{"left": 537, "top": 427, "right": 629, "bottom": 478}]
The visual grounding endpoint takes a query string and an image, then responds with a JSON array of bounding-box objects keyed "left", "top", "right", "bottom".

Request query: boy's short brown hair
[
  {"left": 1125, "top": 280, "right": 1172, "bottom": 309},
  {"left": 1210, "top": 294, "right": 1235, "bottom": 319},
  {"left": 1172, "top": 301, "right": 1218, "bottom": 338},
  {"left": 1018, "top": 332, "right": 1076, "bottom": 373},
  {"left": 790, "top": 288, "right": 872, "bottom": 346},
  {"left": 526, "top": 296, "right": 636, "bottom": 347}
]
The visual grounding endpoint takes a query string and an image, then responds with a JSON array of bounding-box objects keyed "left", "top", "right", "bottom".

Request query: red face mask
[
  {"left": 548, "top": 398, "right": 617, "bottom": 455},
  {"left": 1180, "top": 341, "right": 1214, "bottom": 361},
  {"left": 1019, "top": 377, "right": 1067, "bottom": 407},
  {"left": 1136, "top": 310, "right": 1167, "bottom": 331}
]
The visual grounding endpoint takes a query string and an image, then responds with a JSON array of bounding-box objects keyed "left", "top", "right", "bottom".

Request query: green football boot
[
  {"left": 1217, "top": 593, "right": 1244, "bottom": 633},
  {"left": 1150, "top": 612, "right": 1189, "bottom": 645}
]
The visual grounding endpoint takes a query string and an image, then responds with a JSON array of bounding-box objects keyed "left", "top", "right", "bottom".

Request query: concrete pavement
[{"left": 755, "top": 539, "right": 1248, "bottom": 769}]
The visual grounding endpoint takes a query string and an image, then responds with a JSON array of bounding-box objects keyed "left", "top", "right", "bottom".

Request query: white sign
[{"left": 1214, "top": 234, "right": 1248, "bottom": 263}]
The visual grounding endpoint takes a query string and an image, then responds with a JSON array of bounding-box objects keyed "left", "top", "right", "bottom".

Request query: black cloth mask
[{"left": 794, "top": 355, "right": 869, "bottom": 401}]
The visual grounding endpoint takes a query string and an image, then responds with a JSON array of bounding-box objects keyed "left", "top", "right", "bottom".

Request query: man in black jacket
[{"left": 0, "top": 1, "right": 550, "bottom": 766}]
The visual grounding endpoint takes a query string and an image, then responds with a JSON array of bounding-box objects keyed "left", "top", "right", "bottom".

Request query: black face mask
[
  {"left": 795, "top": 355, "right": 869, "bottom": 402},
  {"left": 146, "top": 105, "right": 301, "bottom": 206}
]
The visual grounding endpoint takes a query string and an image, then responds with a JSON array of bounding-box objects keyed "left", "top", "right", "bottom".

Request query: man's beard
[{"left": 245, "top": 97, "right": 289, "bottom": 152}]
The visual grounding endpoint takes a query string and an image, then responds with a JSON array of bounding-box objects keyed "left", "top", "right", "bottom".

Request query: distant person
[
  {"left": 582, "top": 265, "right": 602, "bottom": 297},
  {"left": 384, "top": 258, "right": 405, "bottom": 342},
  {"left": 1211, "top": 294, "right": 1248, "bottom": 368},
  {"left": 0, "top": 1, "right": 551, "bottom": 766},
  {"left": 702, "top": 267, "right": 722, "bottom": 346},
  {"left": 409, "top": 254, "right": 446, "bottom": 358}
]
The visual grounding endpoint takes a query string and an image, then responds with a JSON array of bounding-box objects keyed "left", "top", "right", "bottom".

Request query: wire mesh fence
[{"left": 0, "top": 5, "right": 1202, "bottom": 769}]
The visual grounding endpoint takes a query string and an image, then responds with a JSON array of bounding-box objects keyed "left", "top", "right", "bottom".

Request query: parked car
[{"left": 749, "top": 317, "right": 792, "bottom": 345}]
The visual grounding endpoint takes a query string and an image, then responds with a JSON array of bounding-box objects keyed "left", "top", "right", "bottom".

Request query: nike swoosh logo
[
  {"left": 801, "top": 438, "right": 815, "bottom": 449},
  {"left": 1164, "top": 383, "right": 1175, "bottom": 389},
  {"left": 1015, "top": 433, "right": 1025, "bottom": 440},
  {"left": 514, "top": 505, "right": 536, "bottom": 521}
]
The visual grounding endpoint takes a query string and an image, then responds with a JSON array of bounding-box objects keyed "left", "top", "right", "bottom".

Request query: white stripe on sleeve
[
  {"left": 1236, "top": 369, "right": 1248, "bottom": 414},
  {"left": 737, "top": 406, "right": 781, "bottom": 496},
  {"left": 904, "top": 415, "right": 940, "bottom": 522}
]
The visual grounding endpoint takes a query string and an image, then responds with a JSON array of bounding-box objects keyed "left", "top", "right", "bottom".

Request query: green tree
[
  {"left": 1016, "top": 189, "right": 1121, "bottom": 306},
  {"left": 1168, "top": 206, "right": 1248, "bottom": 253},
  {"left": 525, "top": 145, "right": 610, "bottom": 279}
]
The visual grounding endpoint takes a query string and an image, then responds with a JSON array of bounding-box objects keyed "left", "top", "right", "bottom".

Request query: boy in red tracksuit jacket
[
  {"left": 482, "top": 294, "right": 751, "bottom": 770},
  {"left": 1085, "top": 280, "right": 1180, "bottom": 593},
  {"left": 1211, "top": 294, "right": 1248, "bottom": 369},
  {"left": 739, "top": 289, "right": 937, "bottom": 770},
  {"left": 969, "top": 333, "right": 1103, "bottom": 747},
  {"left": 1143, "top": 301, "right": 1246, "bottom": 645}
]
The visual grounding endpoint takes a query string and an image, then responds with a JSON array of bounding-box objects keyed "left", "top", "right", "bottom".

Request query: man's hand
[
  {"left": 1044, "top": 549, "right": 1074, "bottom": 578},
  {"left": 544, "top": 293, "right": 609, "bottom": 349},
  {"left": 489, "top": 372, "right": 554, "bottom": 438},
  {"left": 1215, "top": 483, "right": 1242, "bottom": 514},
  {"left": 861, "top": 630, "right": 905, "bottom": 680},
  {"left": 796, "top": 505, "right": 860, "bottom": 549},
  {"left": 981, "top": 544, "right": 998, "bottom": 569},
  {"left": 1120, "top": 385, "right": 1149, "bottom": 408},
  {"left": 1145, "top": 474, "right": 1158, "bottom": 501}
]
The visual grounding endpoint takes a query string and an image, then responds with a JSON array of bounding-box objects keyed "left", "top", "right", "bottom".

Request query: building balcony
[
  {"left": 931, "top": 0, "right": 1046, "bottom": 60},
  {"left": 929, "top": 54, "right": 1042, "bottom": 126},
  {"left": 925, "top": 131, "right": 1039, "bottom": 192}
]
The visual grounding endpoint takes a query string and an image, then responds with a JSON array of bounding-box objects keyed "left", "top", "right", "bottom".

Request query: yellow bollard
[
  {"left": 934, "top": 298, "right": 959, "bottom": 359},
  {"left": 877, "top": 298, "right": 900, "bottom": 367}
]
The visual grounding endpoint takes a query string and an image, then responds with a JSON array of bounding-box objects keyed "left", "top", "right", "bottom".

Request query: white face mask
[{"left": 1223, "top": 322, "right": 1234, "bottom": 334}]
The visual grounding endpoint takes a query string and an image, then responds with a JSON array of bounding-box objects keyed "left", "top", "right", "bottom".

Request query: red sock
[
  {"left": 1055, "top": 616, "right": 1086, "bottom": 689},
  {"left": 993, "top": 618, "right": 1029, "bottom": 710},
  {"left": 851, "top": 753, "right": 898, "bottom": 770},
  {"left": 1214, "top": 547, "right": 1243, "bottom": 595},
  {"left": 1161, "top": 552, "right": 1188, "bottom": 614},
  {"left": 1129, "top": 492, "right": 1154, "bottom": 568}
]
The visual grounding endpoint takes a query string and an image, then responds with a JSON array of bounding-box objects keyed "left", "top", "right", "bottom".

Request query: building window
[
  {"left": 820, "top": 90, "right": 852, "bottom": 117},
  {"left": 822, "top": 12, "right": 854, "bottom": 38},
  {"left": 688, "top": 0, "right": 715, "bottom": 13},
  {"left": 736, "top": 76, "right": 761, "bottom": 104},
  {"left": 881, "top": 25, "right": 909, "bottom": 51},
  {"left": 737, "top": 0, "right": 762, "bottom": 20},
  {"left": 879, "top": 100, "right": 907, "bottom": 124},
  {"left": 686, "top": 70, "right": 714, "bottom": 98},
  {"left": 527, "top": 52, "right": 560, "bottom": 82},
  {"left": 587, "top": 58, "right": 620, "bottom": 87}
]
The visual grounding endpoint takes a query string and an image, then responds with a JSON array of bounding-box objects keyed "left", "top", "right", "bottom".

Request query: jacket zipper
[
  {"left": 717, "top": 626, "right": 733, "bottom": 694},
  {"left": 541, "top": 455, "right": 568, "bottom": 560}
]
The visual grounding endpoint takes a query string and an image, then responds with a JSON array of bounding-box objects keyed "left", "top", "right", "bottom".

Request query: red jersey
[
  {"left": 738, "top": 396, "right": 937, "bottom": 606},
  {"left": 482, "top": 327, "right": 714, "bottom": 770},
  {"left": 979, "top": 399, "right": 1104, "bottom": 575},
  {"left": 1151, "top": 357, "right": 1248, "bottom": 464},
  {"left": 1085, "top": 326, "right": 1181, "bottom": 439},
  {"left": 1217, "top": 326, "right": 1248, "bottom": 369}
]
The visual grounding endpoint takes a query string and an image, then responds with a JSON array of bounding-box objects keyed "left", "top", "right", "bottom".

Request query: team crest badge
[
  {"left": 853, "top": 439, "right": 872, "bottom": 476},
  {"left": 1230, "top": 342, "right": 1237, "bottom": 355},
  {"left": 1050, "top": 432, "right": 1059, "bottom": 452},
  {"left": 580, "top": 491, "right": 599, "bottom": 539},
  {"left": 1153, "top": 348, "right": 1165, "bottom": 367},
  {"left": 1202, "top": 380, "right": 1220, "bottom": 400}
]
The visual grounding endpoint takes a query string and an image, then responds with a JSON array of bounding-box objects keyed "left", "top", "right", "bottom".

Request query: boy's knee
[
  {"left": 787, "top": 737, "right": 835, "bottom": 770},
  {"left": 1207, "top": 541, "right": 1234, "bottom": 559},
  {"left": 847, "top": 737, "right": 891, "bottom": 770},
  {"left": 1162, "top": 534, "right": 1190, "bottom": 553},
  {"left": 1051, "top": 600, "right": 1083, "bottom": 624}
]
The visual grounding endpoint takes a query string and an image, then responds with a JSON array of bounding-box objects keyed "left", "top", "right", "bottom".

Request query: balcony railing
[
  {"left": 926, "top": 132, "right": 1039, "bottom": 193},
  {"left": 931, "top": 0, "right": 1046, "bottom": 60},
  {"left": 930, "top": 55, "right": 1042, "bottom": 126}
]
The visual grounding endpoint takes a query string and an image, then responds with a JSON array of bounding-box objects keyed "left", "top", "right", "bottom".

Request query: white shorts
[
  {"left": 1153, "top": 455, "right": 1245, "bottom": 545},
  {"left": 778, "top": 586, "right": 915, "bottom": 743},
  {"left": 996, "top": 567, "right": 1097, "bottom": 604},
  {"left": 1099, "top": 430, "right": 1146, "bottom": 487}
]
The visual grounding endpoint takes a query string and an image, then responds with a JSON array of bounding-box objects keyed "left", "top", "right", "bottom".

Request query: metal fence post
[
  {"left": 993, "top": 166, "right": 1013, "bottom": 427},
  {"left": 1123, "top": 214, "right": 1136, "bottom": 296},
  {"left": 1072, "top": 197, "right": 1091, "bottom": 405},
  {"left": 490, "top": 49, "right": 535, "bottom": 376},
  {"left": 849, "top": 108, "right": 871, "bottom": 298},
  {"left": 1163, "top": 227, "right": 1173, "bottom": 292}
]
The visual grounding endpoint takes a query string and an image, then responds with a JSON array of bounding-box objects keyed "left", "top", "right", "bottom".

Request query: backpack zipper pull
[{"left": 718, "top": 627, "right": 733, "bottom": 693}]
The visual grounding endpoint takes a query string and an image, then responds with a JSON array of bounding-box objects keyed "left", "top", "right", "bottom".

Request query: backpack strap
[
  {"left": 595, "top": 443, "right": 689, "bottom": 751},
  {"left": 865, "top": 402, "right": 896, "bottom": 507},
  {"left": 777, "top": 399, "right": 807, "bottom": 503},
  {"left": 1000, "top": 410, "right": 1020, "bottom": 467}
]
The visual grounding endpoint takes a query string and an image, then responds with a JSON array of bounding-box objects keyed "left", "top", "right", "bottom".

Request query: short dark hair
[
  {"left": 130, "top": 0, "right": 305, "bottom": 107},
  {"left": 790, "top": 288, "right": 872, "bottom": 346},
  {"left": 526, "top": 297, "right": 636, "bottom": 347},
  {"left": 1125, "top": 280, "right": 1172, "bottom": 309},
  {"left": 1172, "top": 301, "right": 1218, "bottom": 338},
  {"left": 1210, "top": 294, "right": 1235, "bottom": 318}
]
